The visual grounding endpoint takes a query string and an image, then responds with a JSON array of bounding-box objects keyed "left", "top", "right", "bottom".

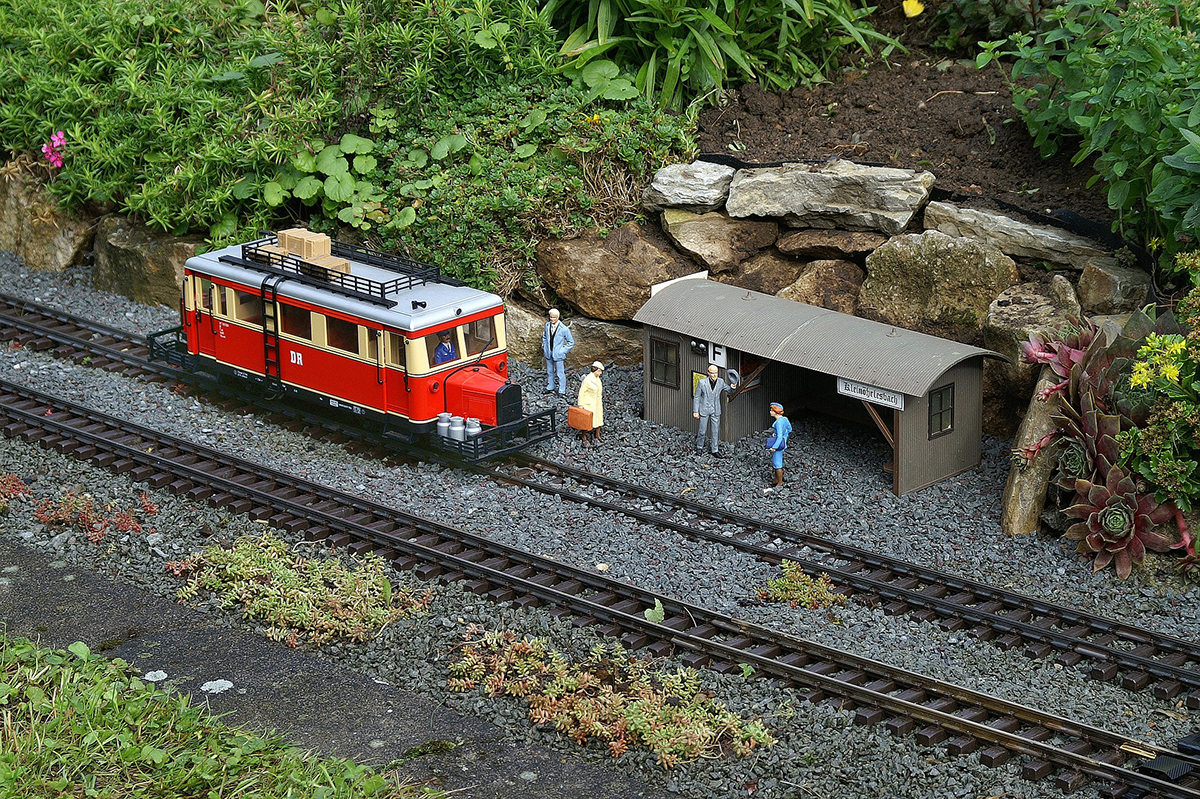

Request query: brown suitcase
[{"left": 567, "top": 405, "right": 593, "bottom": 431}]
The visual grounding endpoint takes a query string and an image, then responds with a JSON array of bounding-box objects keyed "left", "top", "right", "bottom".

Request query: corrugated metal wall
[{"left": 895, "top": 360, "right": 983, "bottom": 494}]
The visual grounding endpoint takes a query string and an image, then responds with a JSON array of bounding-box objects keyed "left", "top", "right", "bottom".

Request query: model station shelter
[{"left": 633, "top": 277, "right": 1003, "bottom": 495}]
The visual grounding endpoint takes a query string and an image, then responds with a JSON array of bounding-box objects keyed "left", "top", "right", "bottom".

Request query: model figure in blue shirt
[
  {"left": 765, "top": 401, "right": 792, "bottom": 490},
  {"left": 433, "top": 330, "right": 458, "bottom": 365}
]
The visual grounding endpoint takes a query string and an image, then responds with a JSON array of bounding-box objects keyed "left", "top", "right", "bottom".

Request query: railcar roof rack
[{"left": 218, "top": 233, "right": 462, "bottom": 308}]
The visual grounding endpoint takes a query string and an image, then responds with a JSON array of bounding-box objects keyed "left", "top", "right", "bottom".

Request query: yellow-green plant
[
  {"left": 175, "top": 532, "right": 432, "bottom": 647},
  {"left": 0, "top": 635, "right": 436, "bottom": 798},
  {"left": 448, "top": 627, "right": 775, "bottom": 767},
  {"left": 758, "top": 562, "right": 846, "bottom": 609}
]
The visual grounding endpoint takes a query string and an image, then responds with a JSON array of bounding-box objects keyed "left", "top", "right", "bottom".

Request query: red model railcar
[{"left": 149, "top": 230, "right": 554, "bottom": 458}]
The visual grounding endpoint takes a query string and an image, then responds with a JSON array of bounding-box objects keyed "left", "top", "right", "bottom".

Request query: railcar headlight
[
  {"left": 429, "top": 381, "right": 440, "bottom": 392},
  {"left": 497, "top": 360, "right": 506, "bottom": 373}
]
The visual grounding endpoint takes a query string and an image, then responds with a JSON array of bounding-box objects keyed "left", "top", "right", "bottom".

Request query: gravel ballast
[{"left": 1, "top": 250, "right": 1197, "bottom": 799}]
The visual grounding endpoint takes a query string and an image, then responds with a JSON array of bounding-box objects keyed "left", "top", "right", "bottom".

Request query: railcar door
[
  {"left": 384, "top": 330, "right": 409, "bottom": 419},
  {"left": 190, "top": 276, "right": 221, "bottom": 358}
]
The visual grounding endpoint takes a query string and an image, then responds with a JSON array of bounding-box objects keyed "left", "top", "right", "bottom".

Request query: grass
[{"left": 0, "top": 634, "right": 440, "bottom": 798}]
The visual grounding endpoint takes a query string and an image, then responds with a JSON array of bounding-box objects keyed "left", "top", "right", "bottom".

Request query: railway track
[
  {"left": 485, "top": 455, "right": 1200, "bottom": 708},
  {"left": 2, "top": 292, "right": 1199, "bottom": 706},
  {"left": 2, "top": 377, "right": 1199, "bottom": 797}
]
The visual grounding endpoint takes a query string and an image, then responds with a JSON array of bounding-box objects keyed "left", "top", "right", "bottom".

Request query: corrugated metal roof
[{"left": 633, "top": 279, "right": 1002, "bottom": 397}]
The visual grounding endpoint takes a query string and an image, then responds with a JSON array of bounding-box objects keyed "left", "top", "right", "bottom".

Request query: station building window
[
  {"left": 929, "top": 383, "right": 954, "bottom": 439},
  {"left": 233, "top": 290, "right": 263, "bottom": 324},
  {"left": 279, "top": 303, "right": 312, "bottom": 340},
  {"left": 649, "top": 337, "right": 680, "bottom": 389},
  {"left": 464, "top": 316, "right": 496, "bottom": 356},
  {"left": 325, "top": 315, "right": 359, "bottom": 354}
]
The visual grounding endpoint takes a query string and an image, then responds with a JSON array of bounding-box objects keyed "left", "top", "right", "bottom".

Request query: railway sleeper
[
  {"left": 995, "top": 633, "right": 1024, "bottom": 651},
  {"left": 1053, "top": 770, "right": 1090, "bottom": 794},
  {"left": 1057, "top": 650, "right": 1085, "bottom": 668},
  {"left": 1019, "top": 725, "right": 1053, "bottom": 742},
  {"left": 938, "top": 617, "right": 967, "bottom": 632},
  {"left": 884, "top": 716, "right": 914, "bottom": 737},
  {"left": 946, "top": 735, "right": 978, "bottom": 756},
  {"left": 919, "top": 584, "right": 948, "bottom": 598},
  {"left": 1023, "top": 759, "right": 1054, "bottom": 780},
  {"left": 486, "top": 587, "right": 515, "bottom": 604},
  {"left": 1154, "top": 679, "right": 1184, "bottom": 701},
  {"left": 1122, "top": 670, "right": 1153, "bottom": 691},
  {"left": 348, "top": 540, "right": 375, "bottom": 556},
  {"left": 978, "top": 746, "right": 1011, "bottom": 767},
  {"left": 1090, "top": 661, "right": 1121, "bottom": 681},
  {"left": 915, "top": 725, "right": 946, "bottom": 746},
  {"left": 1025, "top": 642, "right": 1057, "bottom": 659}
]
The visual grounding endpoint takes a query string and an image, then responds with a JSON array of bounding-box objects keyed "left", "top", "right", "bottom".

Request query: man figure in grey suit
[{"left": 693, "top": 363, "right": 737, "bottom": 457}]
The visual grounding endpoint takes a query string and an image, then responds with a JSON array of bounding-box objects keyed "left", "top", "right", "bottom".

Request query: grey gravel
[{"left": 1, "top": 249, "right": 1198, "bottom": 799}]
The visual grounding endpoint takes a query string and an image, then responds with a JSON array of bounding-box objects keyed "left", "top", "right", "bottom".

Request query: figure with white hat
[
  {"left": 541, "top": 308, "right": 575, "bottom": 396},
  {"left": 577, "top": 361, "right": 605, "bottom": 443}
]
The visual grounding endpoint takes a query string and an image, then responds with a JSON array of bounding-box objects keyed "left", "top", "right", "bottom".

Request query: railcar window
[
  {"left": 233, "top": 290, "right": 263, "bottom": 324},
  {"left": 386, "top": 332, "right": 407, "bottom": 369},
  {"left": 464, "top": 317, "right": 496, "bottom": 355},
  {"left": 929, "top": 383, "right": 954, "bottom": 439},
  {"left": 215, "top": 285, "right": 229, "bottom": 317},
  {"left": 364, "top": 328, "right": 379, "bottom": 361},
  {"left": 279, "top": 303, "right": 312, "bottom": 340},
  {"left": 196, "top": 278, "right": 214, "bottom": 311},
  {"left": 326, "top": 316, "right": 359, "bottom": 354},
  {"left": 426, "top": 328, "right": 460, "bottom": 366},
  {"left": 649, "top": 338, "right": 680, "bottom": 389}
]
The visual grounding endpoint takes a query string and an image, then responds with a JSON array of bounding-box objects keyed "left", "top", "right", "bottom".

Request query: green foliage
[
  {"left": 543, "top": 0, "right": 897, "bottom": 110},
  {"left": 757, "top": 563, "right": 846, "bottom": 609},
  {"left": 643, "top": 598, "right": 666, "bottom": 623},
  {"left": 0, "top": 0, "right": 339, "bottom": 241},
  {"left": 372, "top": 80, "right": 690, "bottom": 289},
  {"left": 447, "top": 627, "right": 775, "bottom": 766},
  {"left": 931, "top": 0, "right": 1062, "bottom": 52},
  {"left": 977, "top": 0, "right": 1200, "bottom": 274},
  {"left": 268, "top": 133, "right": 387, "bottom": 230},
  {"left": 174, "top": 532, "right": 434, "bottom": 647},
  {"left": 0, "top": 634, "right": 437, "bottom": 798}
]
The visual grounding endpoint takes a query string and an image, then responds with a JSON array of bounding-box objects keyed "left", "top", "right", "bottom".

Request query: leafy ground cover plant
[
  {"left": 542, "top": 0, "right": 896, "bottom": 110},
  {"left": 0, "top": 635, "right": 438, "bottom": 798},
  {"left": 757, "top": 562, "right": 847, "bottom": 609},
  {"left": 370, "top": 80, "right": 691, "bottom": 290},
  {"left": 977, "top": 0, "right": 1200, "bottom": 279},
  {"left": 0, "top": 473, "right": 30, "bottom": 514},
  {"left": 0, "top": 0, "right": 340, "bottom": 240},
  {"left": 447, "top": 626, "right": 775, "bottom": 767},
  {"left": 172, "top": 531, "right": 433, "bottom": 647},
  {"left": 33, "top": 490, "right": 157, "bottom": 544}
]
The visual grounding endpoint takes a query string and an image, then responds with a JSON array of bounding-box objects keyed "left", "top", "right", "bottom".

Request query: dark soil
[{"left": 695, "top": 0, "right": 1115, "bottom": 233}]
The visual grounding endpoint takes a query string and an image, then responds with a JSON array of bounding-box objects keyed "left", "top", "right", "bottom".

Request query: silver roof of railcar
[
  {"left": 186, "top": 243, "right": 501, "bottom": 333},
  {"left": 634, "top": 279, "right": 1002, "bottom": 397}
]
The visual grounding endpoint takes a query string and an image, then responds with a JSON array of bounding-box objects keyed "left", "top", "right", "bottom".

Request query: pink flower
[{"left": 41, "top": 130, "right": 66, "bottom": 169}]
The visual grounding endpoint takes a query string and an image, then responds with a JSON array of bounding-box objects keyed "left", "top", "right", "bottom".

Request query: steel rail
[{"left": 1, "top": 380, "right": 1198, "bottom": 797}]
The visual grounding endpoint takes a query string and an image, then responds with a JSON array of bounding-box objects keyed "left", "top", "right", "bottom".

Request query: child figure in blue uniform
[{"left": 765, "top": 401, "right": 791, "bottom": 491}]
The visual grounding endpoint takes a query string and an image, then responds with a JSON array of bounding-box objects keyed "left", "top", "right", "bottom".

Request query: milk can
[
  {"left": 464, "top": 417, "right": 482, "bottom": 438},
  {"left": 436, "top": 412, "right": 453, "bottom": 438},
  {"left": 448, "top": 415, "right": 466, "bottom": 441}
]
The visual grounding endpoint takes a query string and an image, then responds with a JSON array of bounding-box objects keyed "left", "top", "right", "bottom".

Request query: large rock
[
  {"left": 776, "top": 228, "right": 887, "bottom": 261},
  {"left": 712, "top": 249, "right": 806, "bottom": 295},
  {"left": 860, "top": 230, "right": 1019, "bottom": 338},
  {"left": 1001, "top": 366, "right": 1059, "bottom": 536},
  {"left": 92, "top": 216, "right": 205, "bottom": 306},
  {"left": 0, "top": 161, "right": 95, "bottom": 271},
  {"left": 1075, "top": 256, "right": 1152, "bottom": 314},
  {"left": 923, "top": 201, "right": 1112, "bottom": 268},
  {"left": 535, "top": 223, "right": 696, "bottom": 321},
  {"left": 726, "top": 160, "right": 936, "bottom": 235},
  {"left": 661, "top": 210, "right": 777, "bottom": 274},
  {"left": 981, "top": 276, "right": 1080, "bottom": 438},
  {"left": 776, "top": 259, "right": 864, "bottom": 314},
  {"left": 503, "top": 300, "right": 641, "bottom": 368},
  {"left": 642, "top": 161, "right": 737, "bottom": 213}
]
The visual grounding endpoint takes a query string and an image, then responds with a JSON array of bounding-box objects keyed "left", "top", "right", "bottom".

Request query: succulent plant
[
  {"left": 1021, "top": 315, "right": 1099, "bottom": 400},
  {"left": 1052, "top": 389, "right": 1123, "bottom": 488},
  {"left": 1064, "top": 465, "right": 1175, "bottom": 579}
]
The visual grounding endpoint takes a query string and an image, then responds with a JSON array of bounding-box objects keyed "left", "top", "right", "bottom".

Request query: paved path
[{"left": 0, "top": 537, "right": 669, "bottom": 799}]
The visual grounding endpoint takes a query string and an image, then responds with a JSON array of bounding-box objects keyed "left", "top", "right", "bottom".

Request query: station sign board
[{"left": 837, "top": 377, "right": 905, "bottom": 411}]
